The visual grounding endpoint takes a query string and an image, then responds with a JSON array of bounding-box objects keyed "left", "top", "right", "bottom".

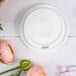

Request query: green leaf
[
  {"left": 0, "top": 24, "right": 3, "bottom": 31},
  {"left": 0, "top": 0, "right": 5, "bottom": 2}
]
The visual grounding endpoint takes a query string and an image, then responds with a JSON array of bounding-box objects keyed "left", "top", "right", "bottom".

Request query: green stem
[
  {"left": 11, "top": 69, "right": 23, "bottom": 76},
  {"left": 0, "top": 66, "right": 20, "bottom": 75}
]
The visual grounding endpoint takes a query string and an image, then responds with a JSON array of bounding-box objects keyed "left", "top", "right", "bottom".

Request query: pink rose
[
  {"left": 26, "top": 65, "right": 46, "bottom": 76},
  {"left": 0, "top": 39, "right": 15, "bottom": 64}
]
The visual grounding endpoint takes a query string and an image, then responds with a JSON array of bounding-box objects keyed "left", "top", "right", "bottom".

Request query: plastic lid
[{"left": 20, "top": 4, "right": 69, "bottom": 52}]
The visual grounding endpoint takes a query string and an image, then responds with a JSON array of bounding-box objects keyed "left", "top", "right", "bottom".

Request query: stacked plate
[{"left": 20, "top": 4, "right": 69, "bottom": 52}]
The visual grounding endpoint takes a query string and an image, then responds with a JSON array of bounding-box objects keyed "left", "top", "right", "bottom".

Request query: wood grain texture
[
  {"left": 0, "top": 0, "right": 76, "bottom": 76},
  {"left": 0, "top": 0, "right": 76, "bottom": 36}
]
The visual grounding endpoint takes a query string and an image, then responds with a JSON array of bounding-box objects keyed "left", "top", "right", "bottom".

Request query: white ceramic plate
[{"left": 20, "top": 4, "right": 69, "bottom": 52}]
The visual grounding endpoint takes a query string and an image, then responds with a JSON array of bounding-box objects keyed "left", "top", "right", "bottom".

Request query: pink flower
[
  {"left": 26, "top": 65, "right": 46, "bottom": 76},
  {"left": 60, "top": 66, "right": 69, "bottom": 73},
  {"left": 0, "top": 39, "right": 15, "bottom": 64}
]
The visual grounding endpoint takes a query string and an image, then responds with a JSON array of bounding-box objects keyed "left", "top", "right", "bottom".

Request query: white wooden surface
[{"left": 0, "top": 0, "right": 76, "bottom": 76}]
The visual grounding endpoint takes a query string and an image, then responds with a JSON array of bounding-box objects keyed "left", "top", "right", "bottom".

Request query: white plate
[{"left": 20, "top": 4, "right": 69, "bottom": 52}]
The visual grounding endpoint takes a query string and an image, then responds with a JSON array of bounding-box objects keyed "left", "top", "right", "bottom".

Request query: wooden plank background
[{"left": 0, "top": 0, "right": 76, "bottom": 76}]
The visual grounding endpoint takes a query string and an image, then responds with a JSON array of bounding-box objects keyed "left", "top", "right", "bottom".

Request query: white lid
[{"left": 20, "top": 4, "right": 69, "bottom": 52}]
